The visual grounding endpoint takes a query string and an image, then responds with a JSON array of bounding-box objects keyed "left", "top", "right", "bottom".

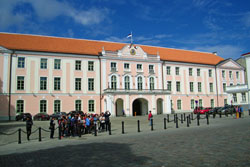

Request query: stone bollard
[
  {"left": 39, "top": 127, "right": 42, "bottom": 142},
  {"left": 164, "top": 118, "right": 167, "bottom": 129},
  {"left": 138, "top": 120, "right": 140, "bottom": 132},
  {"left": 18, "top": 128, "right": 21, "bottom": 144},
  {"left": 122, "top": 121, "right": 125, "bottom": 134},
  {"left": 176, "top": 115, "right": 179, "bottom": 128},
  {"left": 151, "top": 119, "right": 154, "bottom": 131},
  {"left": 109, "top": 122, "right": 112, "bottom": 135}
]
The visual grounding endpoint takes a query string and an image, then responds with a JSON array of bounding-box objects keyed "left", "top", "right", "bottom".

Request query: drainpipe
[
  {"left": 215, "top": 65, "right": 219, "bottom": 107},
  {"left": 98, "top": 56, "right": 102, "bottom": 115},
  {"left": 8, "top": 50, "right": 15, "bottom": 121}
]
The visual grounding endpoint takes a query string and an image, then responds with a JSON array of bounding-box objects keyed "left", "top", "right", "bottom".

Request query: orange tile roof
[{"left": 0, "top": 33, "right": 224, "bottom": 65}]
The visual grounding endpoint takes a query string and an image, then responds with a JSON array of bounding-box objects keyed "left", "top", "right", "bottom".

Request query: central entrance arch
[{"left": 132, "top": 98, "right": 148, "bottom": 116}]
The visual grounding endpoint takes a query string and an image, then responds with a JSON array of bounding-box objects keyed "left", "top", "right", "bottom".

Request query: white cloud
[
  {"left": 0, "top": 0, "right": 110, "bottom": 29},
  {"left": 191, "top": 45, "right": 244, "bottom": 59},
  {"left": 105, "top": 36, "right": 130, "bottom": 43}
]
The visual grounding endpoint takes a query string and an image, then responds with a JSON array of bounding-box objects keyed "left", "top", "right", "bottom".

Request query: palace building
[{"left": 0, "top": 33, "right": 246, "bottom": 120}]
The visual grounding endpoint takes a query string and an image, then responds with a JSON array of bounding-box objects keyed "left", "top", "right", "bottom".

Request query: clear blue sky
[{"left": 0, "top": 0, "right": 250, "bottom": 60}]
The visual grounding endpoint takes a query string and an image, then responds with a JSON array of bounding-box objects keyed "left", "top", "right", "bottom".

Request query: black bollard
[
  {"left": 220, "top": 112, "right": 222, "bottom": 118},
  {"left": 187, "top": 116, "right": 189, "bottom": 127},
  {"left": 58, "top": 126, "right": 61, "bottom": 140},
  {"left": 213, "top": 112, "right": 216, "bottom": 119},
  {"left": 191, "top": 113, "right": 194, "bottom": 120},
  {"left": 189, "top": 115, "right": 191, "bottom": 124},
  {"left": 197, "top": 113, "right": 200, "bottom": 126},
  {"left": 164, "top": 118, "right": 167, "bottom": 129},
  {"left": 18, "top": 128, "right": 21, "bottom": 144},
  {"left": 121, "top": 121, "right": 124, "bottom": 134},
  {"left": 249, "top": 109, "right": 250, "bottom": 116},
  {"left": 226, "top": 111, "right": 228, "bottom": 117},
  {"left": 176, "top": 115, "right": 179, "bottom": 128},
  {"left": 184, "top": 113, "right": 186, "bottom": 121},
  {"left": 181, "top": 114, "right": 183, "bottom": 124},
  {"left": 167, "top": 114, "right": 169, "bottom": 123},
  {"left": 151, "top": 119, "right": 154, "bottom": 131},
  {"left": 39, "top": 127, "right": 41, "bottom": 142},
  {"left": 138, "top": 120, "right": 140, "bottom": 132},
  {"left": 109, "top": 123, "right": 112, "bottom": 135},
  {"left": 174, "top": 114, "right": 176, "bottom": 123},
  {"left": 94, "top": 124, "right": 97, "bottom": 136},
  {"left": 206, "top": 113, "right": 209, "bottom": 125}
]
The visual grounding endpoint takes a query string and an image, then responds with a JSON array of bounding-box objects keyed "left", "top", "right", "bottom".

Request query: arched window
[
  {"left": 111, "top": 75, "right": 117, "bottom": 90},
  {"left": 149, "top": 77, "right": 154, "bottom": 90},
  {"left": 138, "top": 76, "right": 143, "bottom": 90},
  {"left": 124, "top": 76, "right": 130, "bottom": 90}
]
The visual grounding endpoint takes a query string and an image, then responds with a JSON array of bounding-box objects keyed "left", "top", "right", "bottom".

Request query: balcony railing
[{"left": 103, "top": 88, "right": 171, "bottom": 95}]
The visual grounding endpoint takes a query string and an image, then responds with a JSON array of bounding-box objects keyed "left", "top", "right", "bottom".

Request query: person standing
[
  {"left": 26, "top": 116, "right": 33, "bottom": 140},
  {"left": 104, "top": 111, "right": 111, "bottom": 131},
  {"left": 239, "top": 105, "right": 243, "bottom": 118},
  {"left": 50, "top": 117, "right": 55, "bottom": 139},
  {"left": 148, "top": 111, "right": 153, "bottom": 126}
]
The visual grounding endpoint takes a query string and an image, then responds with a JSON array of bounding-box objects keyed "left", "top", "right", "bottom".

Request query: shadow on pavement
[
  {"left": 0, "top": 142, "right": 157, "bottom": 167},
  {"left": 0, "top": 123, "right": 26, "bottom": 131}
]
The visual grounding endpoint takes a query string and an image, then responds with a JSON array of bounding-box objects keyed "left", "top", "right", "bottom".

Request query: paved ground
[{"left": 0, "top": 113, "right": 250, "bottom": 167}]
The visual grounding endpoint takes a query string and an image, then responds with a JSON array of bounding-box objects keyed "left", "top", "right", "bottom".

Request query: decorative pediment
[
  {"left": 217, "top": 59, "right": 244, "bottom": 70},
  {"left": 118, "top": 44, "right": 147, "bottom": 59}
]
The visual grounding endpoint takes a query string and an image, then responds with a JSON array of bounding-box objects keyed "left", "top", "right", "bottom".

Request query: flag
[{"left": 127, "top": 33, "right": 132, "bottom": 38}]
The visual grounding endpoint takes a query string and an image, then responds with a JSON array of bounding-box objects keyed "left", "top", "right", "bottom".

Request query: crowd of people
[{"left": 49, "top": 111, "right": 111, "bottom": 138}]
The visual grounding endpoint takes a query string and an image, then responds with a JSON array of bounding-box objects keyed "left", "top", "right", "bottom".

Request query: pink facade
[{"left": 0, "top": 38, "right": 245, "bottom": 120}]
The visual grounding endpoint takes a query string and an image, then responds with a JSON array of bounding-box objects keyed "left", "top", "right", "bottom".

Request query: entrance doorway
[
  {"left": 157, "top": 98, "right": 163, "bottom": 115},
  {"left": 116, "top": 98, "right": 124, "bottom": 116},
  {"left": 132, "top": 98, "right": 148, "bottom": 116}
]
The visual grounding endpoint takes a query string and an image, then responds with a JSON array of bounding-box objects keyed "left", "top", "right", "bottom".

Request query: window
[
  {"left": 191, "top": 99, "right": 195, "bottom": 110},
  {"left": 229, "top": 71, "right": 232, "bottom": 79},
  {"left": 197, "top": 69, "right": 200, "bottom": 76},
  {"left": 18, "top": 57, "right": 25, "bottom": 68},
  {"left": 75, "top": 60, "right": 81, "bottom": 70},
  {"left": 190, "top": 82, "right": 194, "bottom": 92},
  {"left": 167, "top": 81, "right": 171, "bottom": 91},
  {"left": 236, "top": 71, "right": 239, "bottom": 79},
  {"left": 233, "top": 93, "right": 237, "bottom": 103},
  {"left": 75, "top": 100, "right": 82, "bottom": 111},
  {"left": 54, "top": 59, "right": 61, "bottom": 69},
  {"left": 111, "top": 76, "right": 117, "bottom": 90},
  {"left": 176, "top": 81, "right": 180, "bottom": 92},
  {"left": 40, "top": 100, "right": 47, "bottom": 113},
  {"left": 242, "top": 93, "right": 246, "bottom": 102},
  {"left": 189, "top": 68, "right": 193, "bottom": 76},
  {"left": 40, "top": 77, "right": 47, "bottom": 90},
  {"left": 40, "top": 58, "right": 47, "bottom": 69},
  {"left": 230, "top": 83, "right": 233, "bottom": 86},
  {"left": 75, "top": 78, "right": 81, "bottom": 91},
  {"left": 209, "top": 83, "right": 213, "bottom": 92},
  {"left": 138, "top": 76, "right": 143, "bottom": 90},
  {"left": 54, "top": 100, "right": 61, "bottom": 113},
  {"left": 211, "top": 99, "right": 214, "bottom": 108},
  {"left": 88, "top": 61, "right": 94, "bottom": 71},
  {"left": 149, "top": 65, "right": 154, "bottom": 73},
  {"left": 199, "top": 99, "right": 203, "bottom": 107},
  {"left": 16, "top": 100, "right": 24, "bottom": 113},
  {"left": 166, "top": 66, "right": 171, "bottom": 75},
  {"left": 175, "top": 67, "right": 180, "bottom": 75},
  {"left": 88, "top": 100, "right": 95, "bottom": 112},
  {"left": 124, "top": 63, "right": 130, "bottom": 70},
  {"left": 17, "top": 76, "right": 24, "bottom": 90},
  {"left": 124, "top": 76, "right": 130, "bottom": 90},
  {"left": 111, "top": 62, "right": 117, "bottom": 71},
  {"left": 209, "top": 69, "right": 212, "bottom": 77},
  {"left": 177, "top": 100, "right": 181, "bottom": 110},
  {"left": 223, "top": 83, "right": 226, "bottom": 92},
  {"left": 137, "top": 64, "right": 142, "bottom": 70},
  {"left": 149, "top": 77, "right": 154, "bottom": 90},
  {"left": 222, "top": 70, "right": 225, "bottom": 78},
  {"left": 198, "top": 82, "right": 202, "bottom": 92},
  {"left": 88, "top": 78, "right": 94, "bottom": 91},
  {"left": 54, "top": 77, "right": 61, "bottom": 90},
  {"left": 224, "top": 99, "right": 227, "bottom": 105}
]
